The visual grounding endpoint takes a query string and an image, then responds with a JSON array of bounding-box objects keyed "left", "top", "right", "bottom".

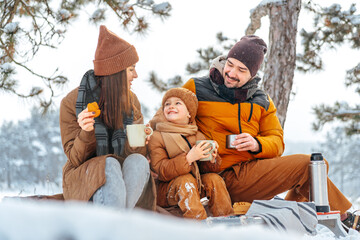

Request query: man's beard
[{"left": 225, "top": 72, "right": 240, "bottom": 82}]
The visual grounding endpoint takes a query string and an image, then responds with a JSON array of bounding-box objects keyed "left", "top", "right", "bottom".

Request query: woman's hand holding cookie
[
  {"left": 77, "top": 108, "right": 96, "bottom": 131},
  {"left": 77, "top": 102, "right": 100, "bottom": 131}
]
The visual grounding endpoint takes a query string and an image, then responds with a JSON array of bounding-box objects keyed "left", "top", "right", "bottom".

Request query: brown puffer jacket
[
  {"left": 60, "top": 87, "right": 156, "bottom": 210},
  {"left": 147, "top": 130, "right": 221, "bottom": 206}
]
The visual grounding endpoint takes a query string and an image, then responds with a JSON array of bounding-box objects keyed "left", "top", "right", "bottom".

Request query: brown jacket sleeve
[
  {"left": 59, "top": 88, "right": 97, "bottom": 168},
  {"left": 148, "top": 131, "right": 192, "bottom": 182}
]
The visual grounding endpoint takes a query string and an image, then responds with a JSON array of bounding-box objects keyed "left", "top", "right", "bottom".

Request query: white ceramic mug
[
  {"left": 195, "top": 140, "right": 216, "bottom": 161},
  {"left": 126, "top": 124, "right": 153, "bottom": 147}
]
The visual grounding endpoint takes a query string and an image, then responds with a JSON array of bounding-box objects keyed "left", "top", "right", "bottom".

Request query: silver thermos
[{"left": 309, "top": 153, "right": 330, "bottom": 212}]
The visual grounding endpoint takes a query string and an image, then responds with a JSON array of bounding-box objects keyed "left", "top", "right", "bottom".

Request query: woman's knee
[
  {"left": 123, "top": 154, "right": 150, "bottom": 176},
  {"left": 105, "top": 157, "right": 122, "bottom": 171},
  {"left": 125, "top": 154, "right": 148, "bottom": 166}
]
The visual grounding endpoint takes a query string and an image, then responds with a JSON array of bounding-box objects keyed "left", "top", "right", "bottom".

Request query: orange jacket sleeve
[{"left": 252, "top": 96, "right": 284, "bottom": 158}]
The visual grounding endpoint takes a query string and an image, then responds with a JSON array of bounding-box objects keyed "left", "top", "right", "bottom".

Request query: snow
[
  {"left": 258, "top": 0, "right": 283, "bottom": 7},
  {"left": 330, "top": 4, "right": 342, "bottom": 12},
  {"left": 152, "top": 2, "right": 171, "bottom": 14},
  {"left": 347, "top": 15, "right": 360, "bottom": 25},
  {"left": 122, "top": 4, "right": 131, "bottom": 12},
  {"left": 184, "top": 182, "right": 195, "bottom": 192},
  {"left": 184, "top": 198, "right": 190, "bottom": 210},
  {"left": 350, "top": 5, "right": 357, "bottom": 13},
  {"left": 3, "top": 22, "right": 19, "bottom": 34},
  {"left": 356, "top": 64, "right": 360, "bottom": 71},
  {"left": 91, "top": 9, "right": 105, "bottom": 20},
  {"left": 336, "top": 109, "right": 360, "bottom": 115},
  {"left": 32, "top": 140, "right": 47, "bottom": 157},
  {"left": 0, "top": 199, "right": 359, "bottom": 240},
  {"left": 142, "top": 0, "right": 154, "bottom": 6},
  {"left": 0, "top": 62, "right": 15, "bottom": 73},
  {"left": 57, "top": 9, "right": 71, "bottom": 21},
  {"left": 330, "top": 17, "right": 341, "bottom": 24}
]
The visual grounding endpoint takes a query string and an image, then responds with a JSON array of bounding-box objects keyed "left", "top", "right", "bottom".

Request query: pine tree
[
  {"left": 301, "top": 2, "right": 360, "bottom": 136},
  {"left": 0, "top": 0, "right": 172, "bottom": 113},
  {"left": 0, "top": 108, "right": 65, "bottom": 192},
  {"left": 318, "top": 127, "right": 360, "bottom": 199}
]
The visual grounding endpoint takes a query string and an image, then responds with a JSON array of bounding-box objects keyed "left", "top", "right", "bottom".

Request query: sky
[{"left": 1, "top": 0, "right": 359, "bottom": 145}]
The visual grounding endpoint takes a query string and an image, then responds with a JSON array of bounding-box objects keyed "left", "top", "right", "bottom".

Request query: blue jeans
[{"left": 92, "top": 154, "right": 150, "bottom": 209}]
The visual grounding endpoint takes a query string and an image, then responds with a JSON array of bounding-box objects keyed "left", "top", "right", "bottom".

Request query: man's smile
[{"left": 225, "top": 73, "right": 240, "bottom": 83}]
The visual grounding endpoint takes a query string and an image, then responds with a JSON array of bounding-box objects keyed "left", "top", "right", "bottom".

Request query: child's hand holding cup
[{"left": 195, "top": 140, "right": 217, "bottom": 162}]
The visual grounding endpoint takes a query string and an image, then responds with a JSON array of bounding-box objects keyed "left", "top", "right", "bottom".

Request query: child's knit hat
[{"left": 162, "top": 88, "right": 198, "bottom": 123}]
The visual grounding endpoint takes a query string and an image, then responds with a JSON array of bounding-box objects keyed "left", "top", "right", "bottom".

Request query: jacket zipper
[
  {"left": 238, "top": 103, "right": 242, "bottom": 133},
  {"left": 248, "top": 103, "right": 253, "bottom": 122}
]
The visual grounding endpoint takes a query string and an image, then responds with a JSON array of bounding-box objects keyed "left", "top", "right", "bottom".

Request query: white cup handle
[
  {"left": 211, "top": 142, "right": 216, "bottom": 150},
  {"left": 145, "top": 126, "right": 153, "bottom": 137}
]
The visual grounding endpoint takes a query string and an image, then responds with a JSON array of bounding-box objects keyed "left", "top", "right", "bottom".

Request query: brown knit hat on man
[
  {"left": 93, "top": 25, "right": 139, "bottom": 76},
  {"left": 227, "top": 35, "right": 267, "bottom": 77},
  {"left": 162, "top": 88, "right": 198, "bottom": 123}
]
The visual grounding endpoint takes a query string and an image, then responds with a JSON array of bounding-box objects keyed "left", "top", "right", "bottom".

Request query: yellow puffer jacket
[{"left": 183, "top": 76, "right": 284, "bottom": 171}]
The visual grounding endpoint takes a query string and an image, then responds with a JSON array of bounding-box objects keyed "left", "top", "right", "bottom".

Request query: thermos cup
[{"left": 309, "top": 153, "right": 330, "bottom": 212}]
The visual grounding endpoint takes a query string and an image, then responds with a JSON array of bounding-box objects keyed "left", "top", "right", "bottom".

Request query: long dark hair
[{"left": 96, "top": 70, "right": 132, "bottom": 130}]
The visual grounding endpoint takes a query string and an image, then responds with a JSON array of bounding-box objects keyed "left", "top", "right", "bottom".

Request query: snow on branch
[
  {"left": 3, "top": 22, "right": 20, "bottom": 34},
  {"left": 0, "top": 62, "right": 15, "bottom": 74},
  {"left": 152, "top": 2, "right": 171, "bottom": 14},
  {"left": 246, "top": 0, "right": 285, "bottom": 35}
]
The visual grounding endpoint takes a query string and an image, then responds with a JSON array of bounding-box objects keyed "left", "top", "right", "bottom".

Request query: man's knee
[
  {"left": 284, "top": 154, "right": 312, "bottom": 168},
  {"left": 293, "top": 154, "right": 330, "bottom": 171}
]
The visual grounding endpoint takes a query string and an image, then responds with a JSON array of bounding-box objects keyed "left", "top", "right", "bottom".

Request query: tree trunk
[
  {"left": 246, "top": 0, "right": 302, "bottom": 128},
  {"left": 6, "top": 161, "right": 11, "bottom": 189}
]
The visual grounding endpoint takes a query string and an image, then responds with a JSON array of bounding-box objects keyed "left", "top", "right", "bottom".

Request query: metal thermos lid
[{"left": 310, "top": 153, "right": 323, "bottom": 161}]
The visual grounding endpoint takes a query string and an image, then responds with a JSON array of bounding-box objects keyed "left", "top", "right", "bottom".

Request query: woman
[{"left": 59, "top": 25, "right": 155, "bottom": 210}]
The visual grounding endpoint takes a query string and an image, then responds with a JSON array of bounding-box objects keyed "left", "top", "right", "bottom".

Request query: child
[{"left": 147, "top": 88, "right": 233, "bottom": 219}]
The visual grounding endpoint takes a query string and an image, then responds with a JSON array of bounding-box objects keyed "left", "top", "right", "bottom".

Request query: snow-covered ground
[
  {"left": 1, "top": 185, "right": 359, "bottom": 240},
  {"left": 0, "top": 196, "right": 359, "bottom": 240}
]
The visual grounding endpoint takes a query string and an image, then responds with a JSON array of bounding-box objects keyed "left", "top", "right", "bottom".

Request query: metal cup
[{"left": 226, "top": 134, "right": 237, "bottom": 149}]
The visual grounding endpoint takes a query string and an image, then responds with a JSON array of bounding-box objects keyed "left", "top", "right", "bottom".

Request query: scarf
[
  {"left": 209, "top": 55, "right": 261, "bottom": 104},
  {"left": 76, "top": 70, "right": 133, "bottom": 157},
  {"left": 156, "top": 122, "right": 198, "bottom": 158},
  {"left": 156, "top": 120, "right": 202, "bottom": 191}
]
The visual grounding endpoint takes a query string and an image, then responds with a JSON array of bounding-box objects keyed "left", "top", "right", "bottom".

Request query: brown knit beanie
[
  {"left": 93, "top": 25, "right": 139, "bottom": 76},
  {"left": 227, "top": 35, "right": 267, "bottom": 77},
  {"left": 162, "top": 88, "right": 198, "bottom": 123}
]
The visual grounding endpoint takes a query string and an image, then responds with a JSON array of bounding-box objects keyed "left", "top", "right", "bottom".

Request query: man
[{"left": 182, "top": 35, "right": 357, "bottom": 230}]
